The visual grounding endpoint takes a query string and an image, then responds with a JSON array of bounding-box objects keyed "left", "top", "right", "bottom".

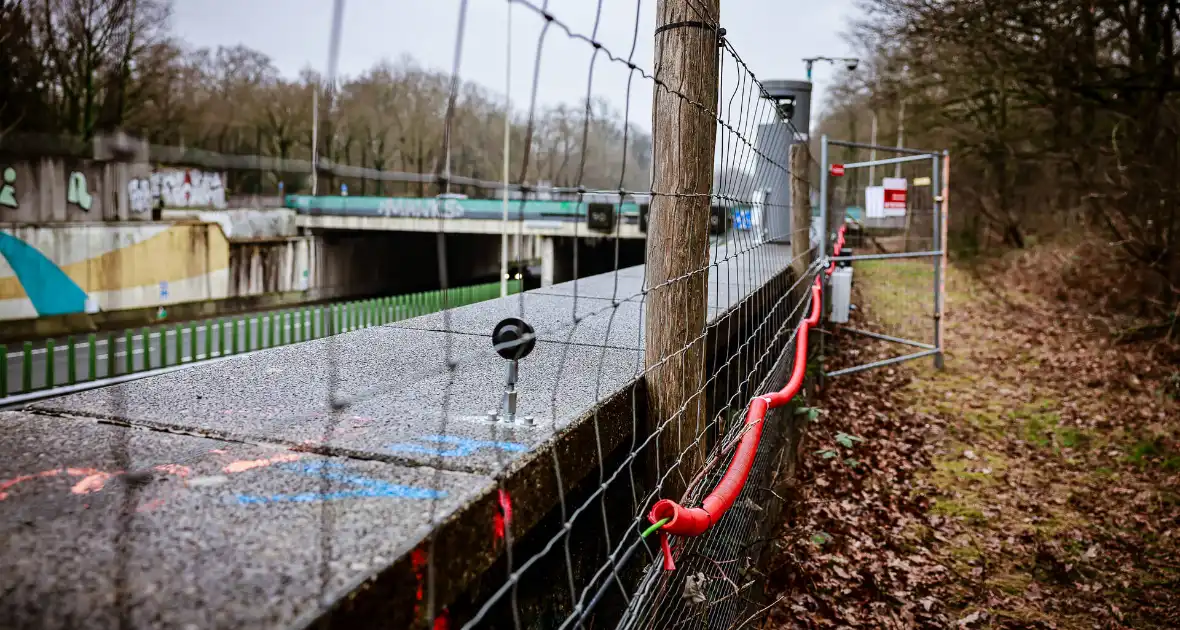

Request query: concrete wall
[
  {"left": 0, "top": 223, "right": 320, "bottom": 321},
  {"left": 162, "top": 208, "right": 297, "bottom": 240},
  {"left": 0, "top": 156, "right": 228, "bottom": 223},
  {"left": 0, "top": 223, "right": 229, "bottom": 320},
  {"left": 754, "top": 123, "right": 795, "bottom": 243},
  {"left": 230, "top": 238, "right": 313, "bottom": 296},
  {"left": 0, "top": 157, "right": 153, "bottom": 222}
]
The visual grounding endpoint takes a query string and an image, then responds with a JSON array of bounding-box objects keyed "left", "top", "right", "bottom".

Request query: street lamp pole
[{"left": 803, "top": 56, "right": 860, "bottom": 81}]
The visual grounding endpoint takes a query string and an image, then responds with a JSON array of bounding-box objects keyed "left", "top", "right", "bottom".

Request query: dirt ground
[{"left": 765, "top": 253, "right": 1180, "bottom": 628}]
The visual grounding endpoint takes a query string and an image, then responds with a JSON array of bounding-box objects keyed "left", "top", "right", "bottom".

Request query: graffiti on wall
[
  {"left": 67, "top": 172, "right": 93, "bottom": 211},
  {"left": 128, "top": 178, "right": 152, "bottom": 213},
  {"left": 151, "top": 169, "right": 226, "bottom": 209},
  {"left": 1, "top": 168, "right": 16, "bottom": 208}
]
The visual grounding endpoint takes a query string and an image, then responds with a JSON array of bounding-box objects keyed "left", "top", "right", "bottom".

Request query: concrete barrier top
[{"left": 0, "top": 240, "right": 797, "bottom": 629}]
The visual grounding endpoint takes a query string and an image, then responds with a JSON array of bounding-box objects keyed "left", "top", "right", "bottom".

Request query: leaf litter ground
[{"left": 765, "top": 253, "right": 1180, "bottom": 629}]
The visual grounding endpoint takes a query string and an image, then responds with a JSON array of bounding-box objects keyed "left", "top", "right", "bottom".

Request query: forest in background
[
  {"left": 814, "top": 0, "right": 1179, "bottom": 328},
  {"left": 3, "top": 0, "right": 1177, "bottom": 327},
  {"left": 0, "top": 0, "right": 653, "bottom": 198}
]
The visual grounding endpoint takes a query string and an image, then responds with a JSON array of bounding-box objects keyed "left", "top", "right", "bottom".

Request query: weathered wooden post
[
  {"left": 645, "top": 0, "right": 721, "bottom": 497},
  {"left": 790, "top": 142, "right": 814, "bottom": 282}
]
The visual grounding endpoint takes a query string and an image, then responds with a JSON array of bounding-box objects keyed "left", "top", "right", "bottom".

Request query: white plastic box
[{"left": 829, "top": 267, "right": 853, "bottom": 323}]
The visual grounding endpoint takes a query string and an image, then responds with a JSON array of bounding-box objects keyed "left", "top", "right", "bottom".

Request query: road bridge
[{"left": 288, "top": 194, "right": 737, "bottom": 287}]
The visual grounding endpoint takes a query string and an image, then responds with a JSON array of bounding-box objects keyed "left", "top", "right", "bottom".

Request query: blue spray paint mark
[
  {"left": 235, "top": 461, "right": 445, "bottom": 505},
  {"left": 386, "top": 435, "right": 529, "bottom": 458}
]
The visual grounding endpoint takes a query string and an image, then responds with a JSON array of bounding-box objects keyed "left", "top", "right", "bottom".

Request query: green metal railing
[{"left": 0, "top": 279, "right": 521, "bottom": 400}]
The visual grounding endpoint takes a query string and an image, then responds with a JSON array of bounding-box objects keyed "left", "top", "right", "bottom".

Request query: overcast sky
[{"left": 172, "top": 0, "right": 861, "bottom": 133}]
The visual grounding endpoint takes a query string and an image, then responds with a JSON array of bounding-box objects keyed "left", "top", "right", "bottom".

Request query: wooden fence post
[
  {"left": 645, "top": 0, "right": 721, "bottom": 497},
  {"left": 790, "top": 142, "right": 814, "bottom": 283}
]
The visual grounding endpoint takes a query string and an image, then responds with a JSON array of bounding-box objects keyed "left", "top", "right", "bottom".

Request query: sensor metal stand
[{"left": 489, "top": 317, "right": 536, "bottom": 426}]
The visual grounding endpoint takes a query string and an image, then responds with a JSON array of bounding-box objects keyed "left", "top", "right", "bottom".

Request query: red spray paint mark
[
  {"left": 411, "top": 547, "right": 429, "bottom": 620},
  {"left": 71, "top": 472, "right": 114, "bottom": 495},
  {"left": 0, "top": 468, "right": 104, "bottom": 500},
  {"left": 493, "top": 489, "right": 513, "bottom": 541},
  {"left": 2, "top": 463, "right": 194, "bottom": 501},
  {"left": 222, "top": 453, "right": 301, "bottom": 474}
]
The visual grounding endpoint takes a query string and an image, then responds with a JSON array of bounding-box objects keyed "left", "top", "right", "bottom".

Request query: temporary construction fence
[
  {"left": 0, "top": 279, "right": 520, "bottom": 403},
  {"left": 818, "top": 136, "right": 950, "bottom": 377}
]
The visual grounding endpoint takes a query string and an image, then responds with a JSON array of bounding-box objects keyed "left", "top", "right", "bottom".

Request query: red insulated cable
[{"left": 647, "top": 226, "right": 847, "bottom": 570}]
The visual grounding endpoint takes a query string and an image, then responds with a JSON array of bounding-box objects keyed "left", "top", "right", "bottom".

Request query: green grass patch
[
  {"left": 1126, "top": 435, "right": 1180, "bottom": 470},
  {"left": 931, "top": 497, "right": 988, "bottom": 526},
  {"left": 987, "top": 572, "right": 1033, "bottom": 595}
]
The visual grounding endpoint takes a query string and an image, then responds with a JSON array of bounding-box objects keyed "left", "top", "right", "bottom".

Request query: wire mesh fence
[
  {"left": 0, "top": 1, "right": 917, "bottom": 629},
  {"left": 820, "top": 138, "right": 947, "bottom": 379}
]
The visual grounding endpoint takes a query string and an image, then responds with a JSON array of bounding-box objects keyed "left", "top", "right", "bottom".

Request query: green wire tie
[{"left": 641, "top": 517, "right": 670, "bottom": 539}]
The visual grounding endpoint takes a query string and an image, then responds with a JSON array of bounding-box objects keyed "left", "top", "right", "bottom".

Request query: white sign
[
  {"left": 865, "top": 186, "right": 885, "bottom": 219},
  {"left": 882, "top": 177, "right": 907, "bottom": 217}
]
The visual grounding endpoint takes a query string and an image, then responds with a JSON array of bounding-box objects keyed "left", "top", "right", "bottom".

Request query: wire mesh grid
[
  {"left": 0, "top": 1, "right": 834, "bottom": 629},
  {"left": 834, "top": 150, "right": 941, "bottom": 350}
]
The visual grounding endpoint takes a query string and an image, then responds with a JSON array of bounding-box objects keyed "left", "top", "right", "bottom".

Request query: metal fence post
[
  {"left": 189, "top": 322, "right": 197, "bottom": 361},
  {"left": 935, "top": 151, "right": 950, "bottom": 369},
  {"left": 88, "top": 334, "right": 96, "bottom": 380},
  {"left": 818, "top": 134, "right": 830, "bottom": 384},
  {"left": 0, "top": 344, "right": 6, "bottom": 397},
  {"left": 66, "top": 336, "right": 76, "bottom": 385},
  {"left": 204, "top": 320, "right": 213, "bottom": 359},
  {"left": 22, "top": 342, "right": 32, "bottom": 391},
  {"left": 107, "top": 333, "right": 116, "bottom": 376},
  {"left": 143, "top": 327, "right": 152, "bottom": 369},
  {"left": 45, "top": 339, "right": 54, "bottom": 388}
]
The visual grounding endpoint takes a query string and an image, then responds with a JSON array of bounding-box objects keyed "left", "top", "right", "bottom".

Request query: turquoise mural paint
[{"left": 0, "top": 232, "right": 89, "bottom": 316}]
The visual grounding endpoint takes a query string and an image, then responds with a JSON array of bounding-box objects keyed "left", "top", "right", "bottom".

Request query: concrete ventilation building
[{"left": 753, "top": 79, "right": 812, "bottom": 244}]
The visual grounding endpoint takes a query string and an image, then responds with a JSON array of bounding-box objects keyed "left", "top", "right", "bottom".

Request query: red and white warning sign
[
  {"left": 829, "top": 164, "right": 845, "bottom": 177},
  {"left": 882, "top": 177, "right": 907, "bottom": 216}
]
